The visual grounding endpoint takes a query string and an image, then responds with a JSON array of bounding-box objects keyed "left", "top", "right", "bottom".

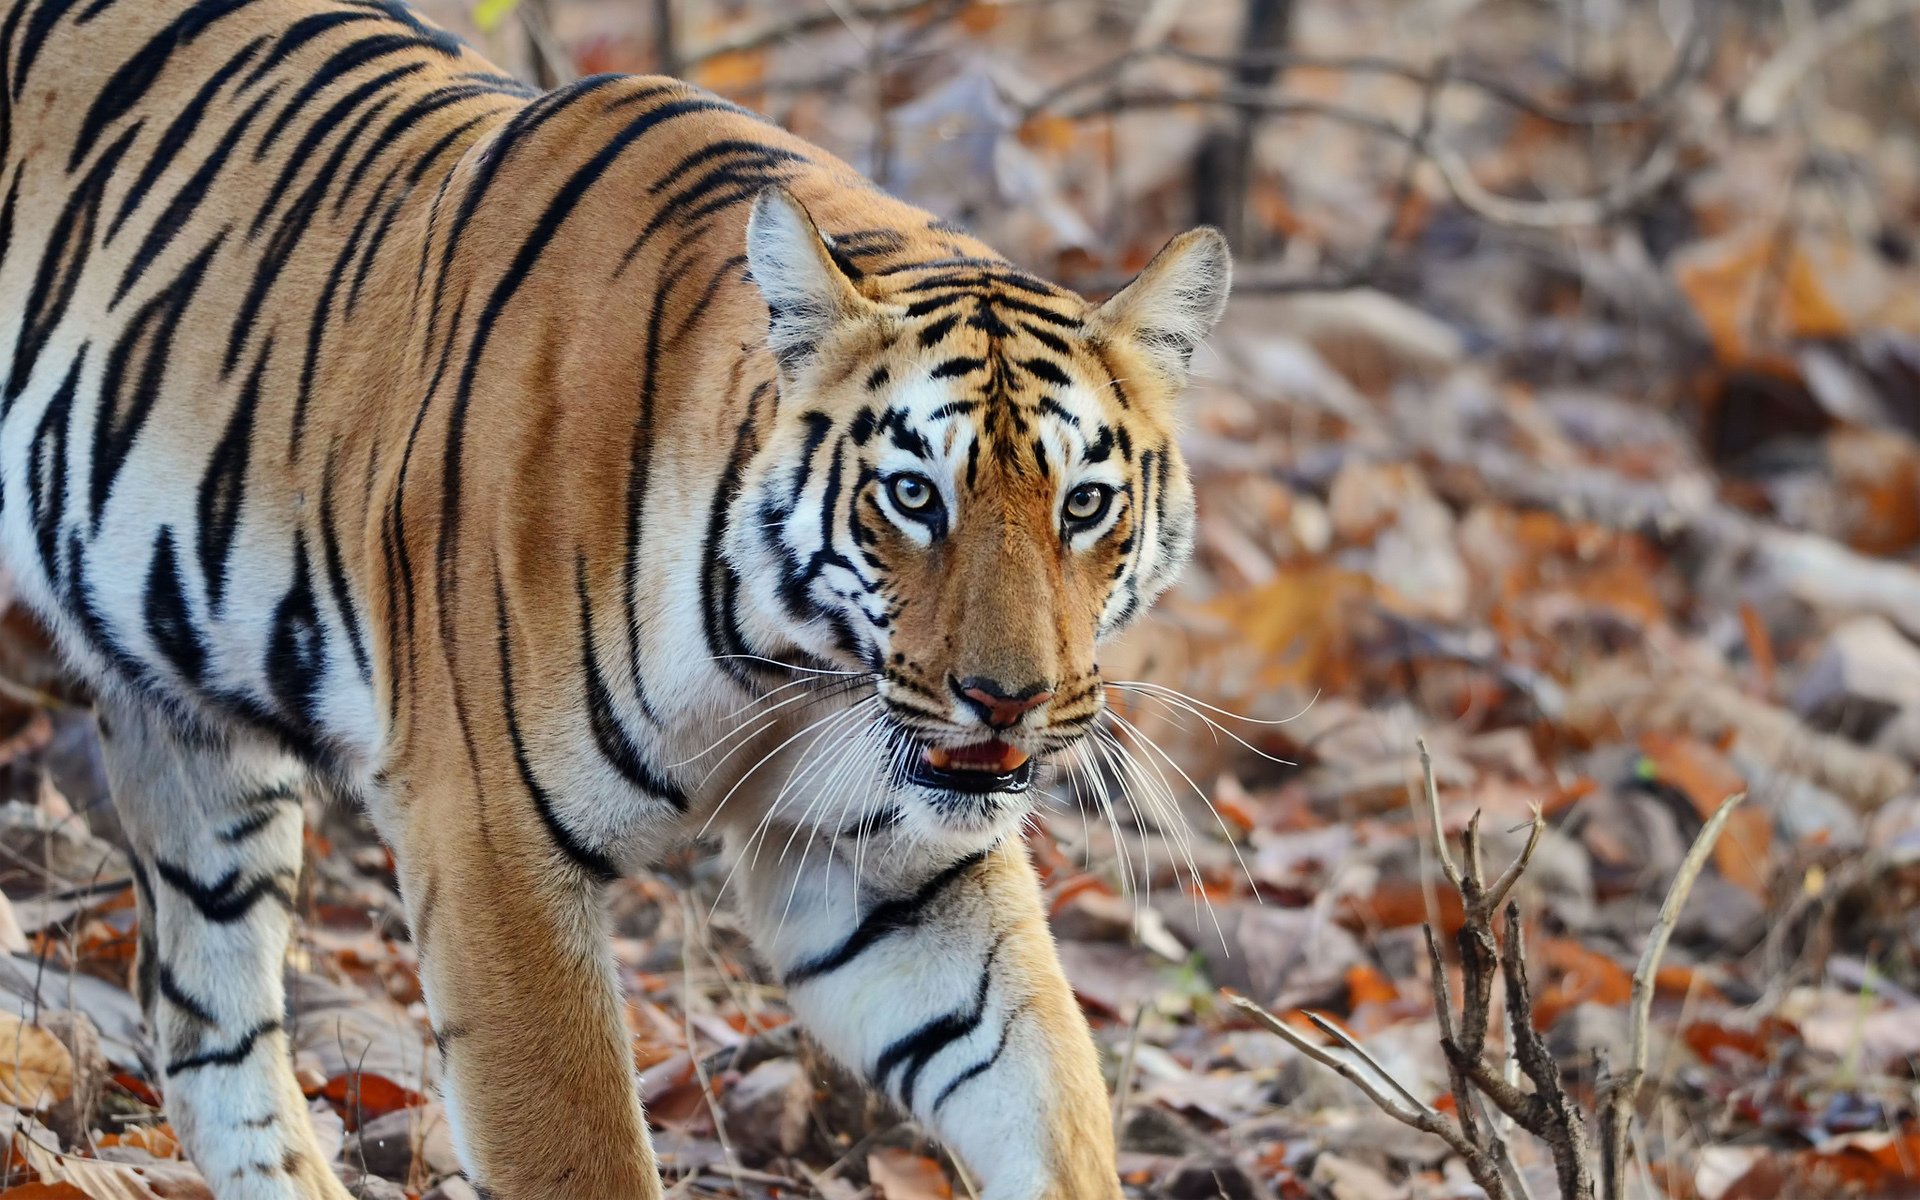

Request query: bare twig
[
  {"left": 1019, "top": 17, "right": 1715, "bottom": 129},
  {"left": 1419, "top": 737, "right": 1463, "bottom": 891},
  {"left": 1046, "top": 87, "right": 1687, "bottom": 229},
  {"left": 515, "top": 0, "right": 573, "bottom": 89},
  {"left": 682, "top": 0, "right": 944, "bottom": 68},
  {"left": 1598, "top": 792, "right": 1747, "bottom": 1197},
  {"left": 1226, "top": 994, "right": 1513, "bottom": 1199},
  {"left": 1739, "top": 0, "right": 1920, "bottom": 129},
  {"left": 650, "top": 0, "right": 680, "bottom": 77}
]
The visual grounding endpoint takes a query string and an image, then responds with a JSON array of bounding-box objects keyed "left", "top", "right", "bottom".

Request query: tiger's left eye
[{"left": 1064, "top": 483, "right": 1113, "bottom": 526}]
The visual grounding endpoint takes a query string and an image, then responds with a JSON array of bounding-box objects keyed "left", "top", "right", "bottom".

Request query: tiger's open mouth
[{"left": 903, "top": 739, "right": 1035, "bottom": 794}]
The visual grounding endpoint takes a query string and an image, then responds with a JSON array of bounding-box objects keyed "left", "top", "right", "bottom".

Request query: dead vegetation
[{"left": 2, "top": 0, "right": 1920, "bottom": 1197}]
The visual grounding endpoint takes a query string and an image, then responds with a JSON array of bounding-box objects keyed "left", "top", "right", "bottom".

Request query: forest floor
[{"left": 4, "top": 0, "right": 1920, "bottom": 1197}]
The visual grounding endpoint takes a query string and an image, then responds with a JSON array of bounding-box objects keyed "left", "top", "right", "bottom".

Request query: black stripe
[
  {"left": 336, "top": 85, "right": 510, "bottom": 219},
  {"left": 6, "top": 123, "right": 137, "bottom": 404},
  {"left": 91, "top": 230, "right": 227, "bottom": 529},
  {"left": 251, "top": 64, "right": 417, "bottom": 235},
  {"left": 317, "top": 443, "right": 372, "bottom": 682},
  {"left": 218, "top": 804, "right": 282, "bottom": 844},
  {"left": 26, "top": 349, "right": 82, "bottom": 580},
  {"left": 166, "top": 1020, "right": 280, "bottom": 1075},
  {"left": 618, "top": 230, "right": 706, "bottom": 723},
  {"left": 494, "top": 572, "right": 621, "bottom": 884},
  {"left": 0, "top": 164, "right": 19, "bottom": 276},
  {"left": 422, "top": 73, "right": 624, "bottom": 361},
  {"left": 110, "top": 84, "right": 274, "bottom": 309},
  {"left": 69, "top": 0, "right": 257, "bottom": 173},
  {"left": 157, "top": 964, "right": 218, "bottom": 1024},
  {"left": 265, "top": 535, "right": 326, "bottom": 740},
  {"left": 198, "top": 337, "right": 269, "bottom": 611},
  {"left": 348, "top": 110, "right": 500, "bottom": 316},
  {"left": 151, "top": 859, "right": 294, "bottom": 924},
  {"left": 931, "top": 1019, "right": 1010, "bottom": 1112},
  {"left": 1019, "top": 320, "right": 1071, "bottom": 355},
  {"left": 929, "top": 356, "right": 984, "bottom": 379},
  {"left": 576, "top": 557, "right": 687, "bottom": 807},
  {"left": 699, "top": 383, "right": 771, "bottom": 689},
  {"left": 785, "top": 849, "right": 987, "bottom": 986},
  {"left": 1021, "top": 357, "right": 1071, "bottom": 387},
  {"left": 237, "top": 8, "right": 384, "bottom": 93},
  {"left": 144, "top": 527, "right": 206, "bottom": 685},
  {"left": 253, "top": 32, "right": 450, "bottom": 156},
  {"left": 11, "top": 0, "right": 88, "bottom": 101},
  {"left": 873, "top": 936, "right": 1002, "bottom": 1110},
  {"left": 917, "top": 313, "right": 959, "bottom": 347},
  {"left": 107, "top": 34, "right": 266, "bottom": 243}
]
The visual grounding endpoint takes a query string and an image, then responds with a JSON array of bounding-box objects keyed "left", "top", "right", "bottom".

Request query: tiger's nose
[{"left": 954, "top": 677, "right": 1055, "bottom": 729}]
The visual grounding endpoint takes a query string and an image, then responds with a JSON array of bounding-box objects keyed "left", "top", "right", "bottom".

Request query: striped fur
[{"left": 0, "top": 2, "right": 1229, "bottom": 1197}]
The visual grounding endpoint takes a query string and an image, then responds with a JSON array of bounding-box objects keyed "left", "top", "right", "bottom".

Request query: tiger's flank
[{"left": 0, "top": 1, "right": 1229, "bottom": 1197}]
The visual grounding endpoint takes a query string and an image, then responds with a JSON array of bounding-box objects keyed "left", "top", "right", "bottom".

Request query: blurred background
[{"left": 5, "top": 0, "right": 1920, "bottom": 1197}]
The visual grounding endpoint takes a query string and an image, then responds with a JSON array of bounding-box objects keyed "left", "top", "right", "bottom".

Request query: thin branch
[
  {"left": 1228, "top": 999, "right": 1492, "bottom": 1159},
  {"left": 1739, "top": 0, "right": 1920, "bottom": 129},
  {"left": 1049, "top": 87, "right": 1687, "bottom": 229},
  {"left": 1019, "top": 15, "right": 1715, "bottom": 129},
  {"left": 1599, "top": 791, "right": 1747, "bottom": 1197},
  {"left": 1485, "top": 808, "right": 1545, "bottom": 916},
  {"left": 1419, "top": 737, "right": 1464, "bottom": 892},
  {"left": 682, "top": 0, "right": 946, "bottom": 67}
]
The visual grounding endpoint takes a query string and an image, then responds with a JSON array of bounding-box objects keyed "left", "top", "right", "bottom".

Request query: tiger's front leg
[
  {"left": 390, "top": 767, "right": 662, "bottom": 1200},
  {"left": 736, "top": 834, "right": 1121, "bottom": 1200}
]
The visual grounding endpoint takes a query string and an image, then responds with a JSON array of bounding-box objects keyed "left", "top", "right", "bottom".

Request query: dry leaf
[
  {"left": 12, "top": 1133, "right": 164, "bottom": 1200},
  {"left": 0, "top": 1015, "right": 72, "bottom": 1111},
  {"left": 867, "top": 1149, "right": 953, "bottom": 1200}
]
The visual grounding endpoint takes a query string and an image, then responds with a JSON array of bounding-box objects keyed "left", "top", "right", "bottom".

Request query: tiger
[{"left": 0, "top": 0, "right": 1231, "bottom": 1196}]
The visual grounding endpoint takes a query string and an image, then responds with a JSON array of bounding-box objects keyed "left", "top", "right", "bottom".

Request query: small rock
[
  {"left": 1162, "top": 1155, "right": 1265, "bottom": 1200},
  {"left": 1311, "top": 1151, "right": 1408, "bottom": 1200},
  {"left": 0, "top": 800, "right": 128, "bottom": 892},
  {"left": 720, "top": 1057, "right": 810, "bottom": 1164},
  {"left": 1167, "top": 904, "right": 1362, "bottom": 1010},
  {"left": 335, "top": 1164, "right": 409, "bottom": 1200},
  {"left": 1119, "top": 1106, "right": 1207, "bottom": 1156},
  {"left": 1548, "top": 1001, "right": 1630, "bottom": 1072},
  {"left": 1674, "top": 873, "right": 1767, "bottom": 951},
  {"left": 341, "top": 1104, "right": 461, "bottom": 1183},
  {"left": 1792, "top": 616, "right": 1920, "bottom": 739}
]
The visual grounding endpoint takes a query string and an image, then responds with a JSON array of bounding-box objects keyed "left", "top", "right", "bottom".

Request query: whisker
[
  {"left": 1106, "top": 682, "right": 1299, "bottom": 767},
  {"left": 709, "top": 653, "right": 867, "bottom": 677},
  {"left": 1105, "top": 680, "right": 1318, "bottom": 726},
  {"left": 697, "top": 697, "right": 878, "bottom": 840},
  {"left": 676, "top": 675, "right": 876, "bottom": 773}
]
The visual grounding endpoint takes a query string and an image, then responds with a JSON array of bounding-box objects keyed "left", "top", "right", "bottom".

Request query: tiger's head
[{"left": 724, "top": 188, "right": 1229, "bottom": 847}]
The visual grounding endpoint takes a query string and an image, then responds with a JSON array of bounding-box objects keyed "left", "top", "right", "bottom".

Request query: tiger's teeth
[{"left": 921, "top": 743, "right": 1030, "bottom": 773}]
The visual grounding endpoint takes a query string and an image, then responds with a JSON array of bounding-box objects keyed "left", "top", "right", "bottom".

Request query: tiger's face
[{"left": 725, "top": 189, "right": 1229, "bottom": 846}]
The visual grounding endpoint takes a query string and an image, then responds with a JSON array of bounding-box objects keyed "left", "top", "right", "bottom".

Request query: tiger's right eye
[{"left": 888, "top": 473, "right": 937, "bottom": 514}]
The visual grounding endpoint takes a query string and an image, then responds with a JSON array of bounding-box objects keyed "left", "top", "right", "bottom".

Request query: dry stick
[
  {"left": 1739, "top": 0, "right": 1920, "bottom": 128},
  {"left": 1598, "top": 792, "right": 1747, "bottom": 1199},
  {"left": 1455, "top": 809, "right": 1547, "bottom": 1199},
  {"left": 682, "top": 0, "right": 942, "bottom": 67},
  {"left": 1047, "top": 86, "right": 1687, "bottom": 232},
  {"left": 1110, "top": 1003, "right": 1147, "bottom": 1135},
  {"left": 1226, "top": 994, "right": 1513, "bottom": 1200}
]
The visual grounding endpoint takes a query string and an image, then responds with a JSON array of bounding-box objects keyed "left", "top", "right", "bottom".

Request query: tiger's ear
[
  {"left": 1091, "top": 227, "right": 1231, "bottom": 385},
  {"left": 746, "top": 187, "right": 871, "bottom": 376}
]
